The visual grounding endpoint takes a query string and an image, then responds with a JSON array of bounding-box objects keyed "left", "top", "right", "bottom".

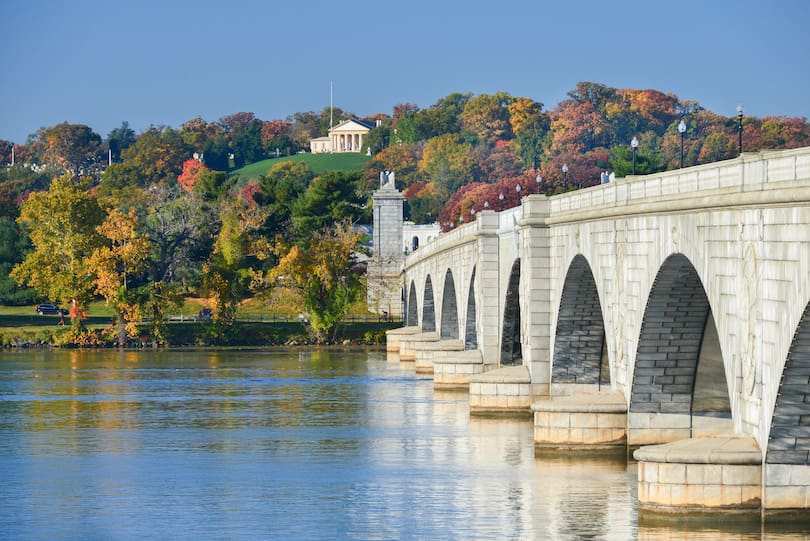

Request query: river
[{"left": 0, "top": 349, "right": 807, "bottom": 540}]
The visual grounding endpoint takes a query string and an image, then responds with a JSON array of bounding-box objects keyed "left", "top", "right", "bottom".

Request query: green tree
[
  {"left": 255, "top": 161, "right": 313, "bottom": 236},
  {"left": 0, "top": 217, "right": 36, "bottom": 305},
  {"left": 291, "top": 171, "right": 364, "bottom": 240},
  {"left": 271, "top": 221, "right": 362, "bottom": 342},
  {"left": 106, "top": 121, "right": 136, "bottom": 162},
  {"left": 11, "top": 175, "right": 106, "bottom": 316},
  {"left": 202, "top": 196, "right": 269, "bottom": 338}
]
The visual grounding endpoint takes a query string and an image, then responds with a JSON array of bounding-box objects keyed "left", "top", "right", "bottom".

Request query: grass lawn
[{"left": 230, "top": 153, "right": 371, "bottom": 184}]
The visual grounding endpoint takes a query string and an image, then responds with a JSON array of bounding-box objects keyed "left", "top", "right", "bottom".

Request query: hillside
[{"left": 230, "top": 153, "right": 372, "bottom": 183}]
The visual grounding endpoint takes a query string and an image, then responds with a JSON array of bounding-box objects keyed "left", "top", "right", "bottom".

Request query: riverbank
[{"left": 0, "top": 320, "right": 400, "bottom": 348}]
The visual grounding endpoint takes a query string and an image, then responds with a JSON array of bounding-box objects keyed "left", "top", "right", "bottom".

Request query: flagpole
[{"left": 329, "top": 81, "right": 333, "bottom": 154}]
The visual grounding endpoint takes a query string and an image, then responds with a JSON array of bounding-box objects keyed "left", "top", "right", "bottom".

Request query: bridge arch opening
[
  {"left": 553, "top": 255, "right": 609, "bottom": 387},
  {"left": 501, "top": 259, "right": 522, "bottom": 366},
  {"left": 406, "top": 281, "right": 418, "bottom": 326},
  {"left": 465, "top": 267, "right": 477, "bottom": 350},
  {"left": 630, "top": 254, "right": 730, "bottom": 442},
  {"left": 422, "top": 275, "right": 436, "bottom": 333},
  {"left": 440, "top": 269, "right": 459, "bottom": 339},
  {"left": 767, "top": 300, "right": 810, "bottom": 466}
]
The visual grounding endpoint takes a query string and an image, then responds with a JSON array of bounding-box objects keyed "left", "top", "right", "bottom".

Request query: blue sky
[{"left": 1, "top": 0, "right": 808, "bottom": 143}]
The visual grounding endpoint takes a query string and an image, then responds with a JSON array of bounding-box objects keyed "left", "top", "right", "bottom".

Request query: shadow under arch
[
  {"left": 440, "top": 269, "right": 459, "bottom": 339},
  {"left": 630, "top": 253, "right": 731, "bottom": 441},
  {"left": 422, "top": 275, "right": 436, "bottom": 333},
  {"left": 406, "top": 281, "right": 418, "bottom": 326},
  {"left": 767, "top": 299, "right": 810, "bottom": 465},
  {"left": 501, "top": 259, "right": 522, "bottom": 366},
  {"left": 465, "top": 267, "right": 477, "bottom": 350},
  {"left": 553, "top": 255, "right": 609, "bottom": 387}
]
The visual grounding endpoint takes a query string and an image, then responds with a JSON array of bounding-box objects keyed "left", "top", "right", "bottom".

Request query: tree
[
  {"left": 255, "top": 161, "right": 313, "bottom": 236},
  {"left": 88, "top": 208, "right": 150, "bottom": 346},
  {"left": 106, "top": 121, "right": 136, "bottom": 162},
  {"left": 271, "top": 221, "right": 362, "bottom": 342},
  {"left": 219, "top": 112, "right": 264, "bottom": 167},
  {"left": 461, "top": 92, "right": 515, "bottom": 144},
  {"left": 11, "top": 175, "right": 106, "bottom": 318},
  {"left": 418, "top": 134, "right": 477, "bottom": 193},
  {"left": 177, "top": 159, "right": 208, "bottom": 192},
  {"left": 362, "top": 143, "right": 419, "bottom": 193},
  {"left": 291, "top": 171, "right": 364, "bottom": 240},
  {"left": 120, "top": 126, "right": 190, "bottom": 186},
  {"left": 202, "top": 195, "right": 269, "bottom": 337},
  {"left": 40, "top": 122, "right": 104, "bottom": 177},
  {"left": 261, "top": 119, "right": 295, "bottom": 156},
  {"left": 0, "top": 217, "right": 36, "bottom": 305}
]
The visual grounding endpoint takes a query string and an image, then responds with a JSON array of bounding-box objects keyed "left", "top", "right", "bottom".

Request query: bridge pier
[
  {"left": 433, "top": 349, "right": 488, "bottom": 390},
  {"left": 469, "top": 366, "right": 535, "bottom": 417},
  {"left": 532, "top": 391, "right": 627, "bottom": 454},
  {"left": 634, "top": 436, "right": 762, "bottom": 514},
  {"left": 385, "top": 326, "right": 420, "bottom": 355},
  {"left": 412, "top": 339, "right": 463, "bottom": 374},
  {"left": 397, "top": 332, "right": 439, "bottom": 362}
]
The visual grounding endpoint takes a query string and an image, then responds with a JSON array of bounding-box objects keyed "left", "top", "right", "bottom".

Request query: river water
[{"left": 0, "top": 349, "right": 807, "bottom": 540}]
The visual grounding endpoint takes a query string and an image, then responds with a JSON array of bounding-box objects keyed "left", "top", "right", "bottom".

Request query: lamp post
[
  {"left": 499, "top": 192, "right": 504, "bottom": 211},
  {"left": 484, "top": 200, "right": 489, "bottom": 210},
  {"left": 515, "top": 184, "right": 521, "bottom": 201},
  {"left": 535, "top": 174, "right": 542, "bottom": 193},
  {"left": 631, "top": 136, "right": 639, "bottom": 175},
  {"left": 737, "top": 105, "right": 744, "bottom": 155},
  {"left": 562, "top": 164, "right": 568, "bottom": 190},
  {"left": 678, "top": 119, "right": 686, "bottom": 168}
]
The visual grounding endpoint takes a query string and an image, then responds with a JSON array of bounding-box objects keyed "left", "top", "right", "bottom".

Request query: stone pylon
[{"left": 368, "top": 172, "right": 405, "bottom": 317}]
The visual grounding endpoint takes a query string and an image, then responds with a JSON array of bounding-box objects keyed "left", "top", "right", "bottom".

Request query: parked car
[
  {"left": 36, "top": 303, "right": 68, "bottom": 315},
  {"left": 198, "top": 308, "right": 213, "bottom": 322}
]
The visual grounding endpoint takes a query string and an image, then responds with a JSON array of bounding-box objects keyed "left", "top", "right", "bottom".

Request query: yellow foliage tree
[
  {"left": 270, "top": 221, "right": 362, "bottom": 342},
  {"left": 88, "top": 208, "right": 150, "bottom": 346}
]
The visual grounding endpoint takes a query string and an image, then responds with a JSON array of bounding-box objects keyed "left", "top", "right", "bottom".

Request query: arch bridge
[{"left": 389, "top": 147, "right": 810, "bottom": 513}]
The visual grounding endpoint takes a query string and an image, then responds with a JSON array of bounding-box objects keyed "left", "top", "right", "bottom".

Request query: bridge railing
[{"left": 549, "top": 147, "right": 810, "bottom": 215}]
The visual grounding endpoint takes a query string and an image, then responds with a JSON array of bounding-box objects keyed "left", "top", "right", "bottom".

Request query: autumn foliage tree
[
  {"left": 88, "top": 208, "right": 150, "bottom": 346},
  {"left": 271, "top": 221, "right": 362, "bottom": 342},
  {"left": 177, "top": 158, "right": 208, "bottom": 192}
]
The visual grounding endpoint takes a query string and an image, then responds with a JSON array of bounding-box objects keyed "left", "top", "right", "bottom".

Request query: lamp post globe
[
  {"left": 535, "top": 174, "right": 542, "bottom": 193},
  {"left": 562, "top": 164, "right": 569, "bottom": 190},
  {"left": 499, "top": 192, "right": 504, "bottom": 211},
  {"left": 678, "top": 120, "right": 687, "bottom": 169}
]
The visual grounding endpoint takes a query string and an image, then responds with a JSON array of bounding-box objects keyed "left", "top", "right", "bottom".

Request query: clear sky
[{"left": 1, "top": 0, "right": 808, "bottom": 143}]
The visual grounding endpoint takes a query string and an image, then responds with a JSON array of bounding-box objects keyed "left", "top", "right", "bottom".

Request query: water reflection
[{"left": 0, "top": 349, "right": 808, "bottom": 540}]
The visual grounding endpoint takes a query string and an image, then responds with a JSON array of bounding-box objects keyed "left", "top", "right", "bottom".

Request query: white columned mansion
[{"left": 310, "top": 119, "right": 376, "bottom": 153}]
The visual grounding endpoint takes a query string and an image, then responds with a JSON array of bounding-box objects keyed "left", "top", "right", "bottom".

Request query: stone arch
[
  {"left": 766, "top": 300, "right": 810, "bottom": 465},
  {"left": 553, "top": 255, "right": 608, "bottom": 386},
  {"left": 406, "top": 281, "right": 418, "bottom": 326},
  {"left": 501, "top": 259, "right": 522, "bottom": 366},
  {"left": 422, "top": 275, "right": 436, "bottom": 333},
  {"left": 629, "top": 253, "right": 730, "bottom": 436},
  {"left": 440, "top": 269, "right": 459, "bottom": 339},
  {"left": 465, "top": 267, "right": 477, "bottom": 350}
]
